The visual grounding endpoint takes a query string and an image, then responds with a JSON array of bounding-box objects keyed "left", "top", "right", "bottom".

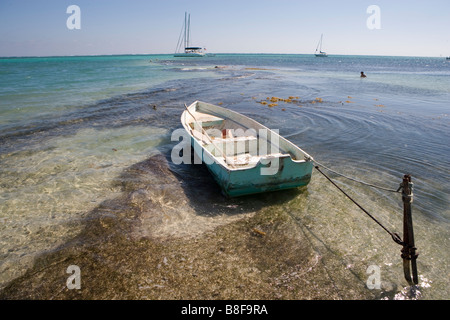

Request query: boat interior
[{"left": 186, "top": 110, "right": 293, "bottom": 168}]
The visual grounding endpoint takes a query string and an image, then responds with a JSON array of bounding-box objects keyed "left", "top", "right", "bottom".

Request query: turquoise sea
[{"left": 0, "top": 54, "right": 449, "bottom": 299}]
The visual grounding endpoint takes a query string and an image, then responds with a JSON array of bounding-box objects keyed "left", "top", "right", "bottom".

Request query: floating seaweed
[
  {"left": 255, "top": 95, "right": 323, "bottom": 108},
  {"left": 269, "top": 97, "right": 280, "bottom": 103}
]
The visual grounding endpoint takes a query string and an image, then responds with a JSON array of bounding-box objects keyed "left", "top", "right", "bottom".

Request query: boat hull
[
  {"left": 193, "top": 140, "right": 313, "bottom": 197},
  {"left": 182, "top": 101, "right": 314, "bottom": 197},
  {"left": 174, "top": 53, "right": 205, "bottom": 57}
]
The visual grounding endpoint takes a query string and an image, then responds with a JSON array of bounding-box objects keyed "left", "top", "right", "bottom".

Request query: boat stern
[{"left": 216, "top": 156, "right": 314, "bottom": 197}]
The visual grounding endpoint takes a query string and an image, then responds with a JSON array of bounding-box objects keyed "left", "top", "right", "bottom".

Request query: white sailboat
[
  {"left": 314, "top": 34, "right": 328, "bottom": 57},
  {"left": 174, "top": 12, "right": 205, "bottom": 57}
]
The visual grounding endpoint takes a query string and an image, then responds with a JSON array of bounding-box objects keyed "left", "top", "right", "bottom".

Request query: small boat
[
  {"left": 174, "top": 12, "right": 205, "bottom": 57},
  {"left": 181, "top": 101, "right": 314, "bottom": 197},
  {"left": 314, "top": 34, "right": 328, "bottom": 57}
]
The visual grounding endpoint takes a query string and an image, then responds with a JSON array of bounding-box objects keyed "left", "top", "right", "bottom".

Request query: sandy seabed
[{"left": 0, "top": 153, "right": 379, "bottom": 300}]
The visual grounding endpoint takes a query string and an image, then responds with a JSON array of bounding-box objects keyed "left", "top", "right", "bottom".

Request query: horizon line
[{"left": 1, "top": 52, "right": 447, "bottom": 59}]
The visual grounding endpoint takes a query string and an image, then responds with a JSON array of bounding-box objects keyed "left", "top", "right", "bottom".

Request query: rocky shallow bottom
[{"left": 0, "top": 154, "right": 380, "bottom": 300}]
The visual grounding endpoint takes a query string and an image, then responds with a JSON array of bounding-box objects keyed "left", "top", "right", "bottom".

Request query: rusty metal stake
[{"left": 400, "top": 174, "right": 419, "bottom": 285}]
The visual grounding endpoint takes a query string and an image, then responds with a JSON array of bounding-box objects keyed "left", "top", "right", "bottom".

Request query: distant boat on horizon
[
  {"left": 174, "top": 12, "right": 205, "bottom": 57},
  {"left": 314, "top": 34, "right": 328, "bottom": 57}
]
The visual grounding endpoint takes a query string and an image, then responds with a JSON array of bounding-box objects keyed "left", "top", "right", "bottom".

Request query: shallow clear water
[{"left": 0, "top": 54, "right": 449, "bottom": 299}]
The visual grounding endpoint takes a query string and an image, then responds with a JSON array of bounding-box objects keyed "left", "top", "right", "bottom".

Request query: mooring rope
[
  {"left": 314, "top": 165, "right": 404, "bottom": 246},
  {"left": 312, "top": 159, "right": 399, "bottom": 193}
]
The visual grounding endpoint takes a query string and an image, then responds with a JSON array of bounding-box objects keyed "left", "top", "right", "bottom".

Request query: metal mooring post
[{"left": 400, "top": 174, "right": 419, "bottom": 285}]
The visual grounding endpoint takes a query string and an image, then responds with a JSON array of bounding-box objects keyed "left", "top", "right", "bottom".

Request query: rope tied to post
[
  {"left": 313, "top": 165, "right": 403, "bottom": 246},
  {"left": 313, "top": 162, "right": 419, "bottom": 285},
  {"left": 313, "top": 159, "right": 400, "bottom": 193}
]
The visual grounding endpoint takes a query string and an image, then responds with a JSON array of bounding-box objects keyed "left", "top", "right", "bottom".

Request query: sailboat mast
[
  {"left": 174, "top": 11, "right": 205, "bottom": 57},
  {"left": 187, "top": 14, "right": 191, "bottom": 48},
  {"left": 184, "top": 12, "right": 187, "bottom": 49},
  {"left": 318, "top": 34, "right": 323, "bottom": 52}
]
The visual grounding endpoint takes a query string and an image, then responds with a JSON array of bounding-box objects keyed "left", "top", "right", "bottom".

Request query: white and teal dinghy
[{"left": 181, "top": 101, "right": 314, "bottom": 197}]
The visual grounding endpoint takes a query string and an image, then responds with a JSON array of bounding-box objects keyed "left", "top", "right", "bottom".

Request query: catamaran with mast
[
  {"left": 174, "top": 12, "right": 205, "bottom": 57},
  {"left": 314, "top": 34, "right": 328, "bottom": 57}
]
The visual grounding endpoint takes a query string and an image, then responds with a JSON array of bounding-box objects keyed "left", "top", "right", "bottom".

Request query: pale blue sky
[{"left": 0, "top": 0, "right": 449, "bottom": 57}]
